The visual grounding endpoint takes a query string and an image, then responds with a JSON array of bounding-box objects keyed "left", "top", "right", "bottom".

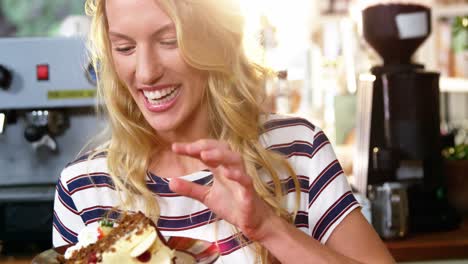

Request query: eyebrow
[{"left": 108, "top": 23, "right": 175, "bottom": 40}]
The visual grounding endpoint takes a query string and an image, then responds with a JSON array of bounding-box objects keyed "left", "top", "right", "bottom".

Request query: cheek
[
  {"left": 190, "top": 71, "right": 207, "bottom": 94},
  {"left": 112, "top": 54, "right": 134, "bottom": 83}
]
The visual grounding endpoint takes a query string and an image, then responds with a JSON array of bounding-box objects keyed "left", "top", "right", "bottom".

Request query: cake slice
[{"left": 63, "top": 212, "right": 176, "bottom": 264}]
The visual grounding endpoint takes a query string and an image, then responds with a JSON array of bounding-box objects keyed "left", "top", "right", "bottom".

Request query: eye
[
  {"left": 160, "top": 38, "right": 177, "bottom": 47},
  {"left": 114, "top": 46, "right": 134, "bottom": 54}
]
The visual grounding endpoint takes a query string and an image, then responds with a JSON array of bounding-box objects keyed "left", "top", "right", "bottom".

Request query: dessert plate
[{"left": 32, "top": 236, "right": 220, "bottom": 264}]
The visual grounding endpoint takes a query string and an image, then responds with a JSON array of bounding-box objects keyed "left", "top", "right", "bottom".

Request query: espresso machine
[
  {"left": 0, "top": 37, "right": 101, "bottom": 254},
  {"left": 354, "top": 3, "right": 460, "bottom": 238}
]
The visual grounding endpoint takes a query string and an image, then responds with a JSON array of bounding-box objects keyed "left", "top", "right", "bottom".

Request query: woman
[{"left": 53, "top": 0, "right": 395, "bottom": 263}]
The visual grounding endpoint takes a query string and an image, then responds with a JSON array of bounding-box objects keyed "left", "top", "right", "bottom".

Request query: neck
[
  {"left": 157, "top": 101, "right": 212, "bottom": 144},
  {"left": 150, "top": 101, "right": 212, "bottom": 177},
  {"left": 149, "top": 148, "right": 207, "bottom": 178}
]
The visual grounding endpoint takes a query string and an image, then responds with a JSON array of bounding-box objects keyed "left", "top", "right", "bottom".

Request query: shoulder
[
  {"left": 59, "top": 148, "right": 109, "bottom": 189},
  {"left": 65, "top": 149, "right": 108, "bottom": 168},
  {"left": 260, "top": 114, "right": 328, "bottom": 154},
  {"left": 261, "top": 113, "right": 316, "bottom": 134}
]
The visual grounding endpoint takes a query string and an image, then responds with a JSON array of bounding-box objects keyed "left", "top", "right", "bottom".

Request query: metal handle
[
  {"left": 391, "top": 192, "right": 401, "bottom": 230},
  {"left": 0, "top": 112, "right": 5, "bottom": 134},
  {"left": 387, "top": 189, "right": 408, "bottom": 238},
  {"left": 31, "top": 134, "right": 57, "bottom": 152},
  {"left": 386, "top": 192, "right": 398, "bottom": 230}
]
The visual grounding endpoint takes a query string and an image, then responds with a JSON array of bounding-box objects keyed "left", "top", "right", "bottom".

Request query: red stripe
[
  {"left": 66, "top": 172, "right": 110, "bottom": 185},
  {"left": 308, "top": 170, "right": 342, "bottom": 208},
  {"left": 53, "top": 223, "right": 73, "bottom": 244},
  {"left": 158, "top": 217, "right": 219, "bottom": 232},
  {"left": 146, "top": 173, "right": 156, "bottom": 184},
  {"left": 265, "top": 175, "right": 309, "bottom": 192},
  {"left": 284, "top": 152, "right": 313, "bottom": 159},
  {"left": 53, "top": 211, "right": 78, "bottom": 236},
  {"left": 59, "top": 180, "right": 71, "bottom": 195},
  {"left": 57, "top": 194, "right": 80, "bottom": 215},
  {"left": 220, "top": 240, "right": 253, "bottom": 256},
  {"left": 314, "top": 130, "right": 324, "bottom": 139},
  {"left": 159, "top": 208, "right": 212, "bottom": 220},
  {"left": 85, "top": 217, "right": 101, "bottom": 225},
  {"left": 69, "top": 183, "right": 114, "bottom": 195},
  {"left": 267, "top": 140, "right": 313, "bottom": 150},
  {"left": 311, "top": 140, "right": 328, "bottom": 158},
  {"left": 308, "top": 160, "right": 339, "bottom": 192},
  {"left": 216, "top": 233, "right": 241, "bottom": 243},
  {"left": 56, "top": 182, "right": 79, "bottom": 215},
  {"left": 312, "top": 192, "right": 351, "bottom": 237},
  {"left": 263, "top": 119, "right": 315, "bottom": 133},
  {"left": 156, "top": 193, "right": 182, "bottom": 197},
  {"left": 80, "top": 205, "right": 115, "bottom": 214}
]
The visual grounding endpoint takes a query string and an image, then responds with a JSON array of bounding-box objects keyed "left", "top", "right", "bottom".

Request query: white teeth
[
  {"left": 155, "top": 90, "right": 162, "bottom": 98},
  {"left": 143, "top": 86, "right": 179, "bottom": 105}
]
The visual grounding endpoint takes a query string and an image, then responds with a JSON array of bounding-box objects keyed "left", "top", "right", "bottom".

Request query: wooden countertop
[
  {"left": 0, "top": 256, "right": 33, "bottom": 264},
  {"left": 386, "top": 216, "right": 468, "bottom": 262}
]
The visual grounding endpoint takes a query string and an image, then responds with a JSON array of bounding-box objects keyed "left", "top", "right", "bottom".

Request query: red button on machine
[{"left": 37, "top": 64, "right": 49, "bottom": 81}]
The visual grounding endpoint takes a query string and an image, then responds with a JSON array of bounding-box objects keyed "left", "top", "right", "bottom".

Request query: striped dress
[{"left": 52, "top": 114, "right": 360, "bottom": 263}]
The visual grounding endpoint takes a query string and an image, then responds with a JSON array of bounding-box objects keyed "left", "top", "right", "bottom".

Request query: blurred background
[{"left": 0, "top": 0, "right": 467, "bottom": 263}]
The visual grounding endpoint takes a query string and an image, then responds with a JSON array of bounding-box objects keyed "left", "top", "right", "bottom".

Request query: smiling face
[{"left": 105, "top": 0, "right": 209, "bottom": 142}]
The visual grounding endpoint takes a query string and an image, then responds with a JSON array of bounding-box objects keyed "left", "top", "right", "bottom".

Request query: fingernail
[
  {"left": 172, "top": 143, "right": 182, "bottom": 152},
  {"left": 201, "top": 151, "right": 211, "bottom": 159}
]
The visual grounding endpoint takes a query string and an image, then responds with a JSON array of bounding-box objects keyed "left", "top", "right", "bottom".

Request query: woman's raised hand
[{"left": 169, "top": 139, "right": 275, "bottom": 241}]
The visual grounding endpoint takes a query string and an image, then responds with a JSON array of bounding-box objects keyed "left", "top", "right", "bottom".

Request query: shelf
[
  {"left": 386, "top": 216, "right": 468, "bottom": 262},
  {"left": 433, "top": 4, "right": 468, "bottom": 18},
  {"left": 440, "top": 76, "right": 468, "bottom": 93}
]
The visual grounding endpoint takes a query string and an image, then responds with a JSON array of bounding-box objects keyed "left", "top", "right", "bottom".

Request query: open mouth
[{"left": 142, "top": 85, "right": 180, "bottom": 105}]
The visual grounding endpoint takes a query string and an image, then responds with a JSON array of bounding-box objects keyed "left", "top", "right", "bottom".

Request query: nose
[{"left": 135, "top": 45, "right": 163, "bottom": 85}]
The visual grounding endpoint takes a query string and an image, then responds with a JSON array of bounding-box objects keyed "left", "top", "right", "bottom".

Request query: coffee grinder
[{"left": 354, "top": 3, "right": 460, "bottom": 235}]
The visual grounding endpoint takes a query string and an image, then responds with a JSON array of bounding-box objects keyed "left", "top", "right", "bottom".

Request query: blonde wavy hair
[{"left": 84, "top": 0, "right": 301, "bottom": 262}]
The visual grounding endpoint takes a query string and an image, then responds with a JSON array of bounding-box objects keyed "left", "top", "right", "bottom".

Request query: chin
[{"left": 148, "top": 119, "right": 175, "bottom": 132}]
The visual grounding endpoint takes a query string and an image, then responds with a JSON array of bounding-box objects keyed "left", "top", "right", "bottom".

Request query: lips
[
  {"left": 140, "top": 85, "right": 181, "bottom": 112},
  {"left": 142, "top": 86, "right": 178, "bottom": 101}
]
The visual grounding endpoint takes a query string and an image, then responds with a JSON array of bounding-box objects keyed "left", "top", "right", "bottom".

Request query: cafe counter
[{"left": 386, "top": 216, "right": 468, "bottom": 262}]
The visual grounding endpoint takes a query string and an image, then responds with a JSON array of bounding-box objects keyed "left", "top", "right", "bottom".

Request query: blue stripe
[
  {"left": 269, "top": 142, "right": 314, "bottom": 157},
  {"left": 263, "top": 117, "right": 315, "bottom": 131},
  {"left": 68, "top": 174, "right": 115, "bottom": 193},
  {"left": 81, "top": 207, "right": 120, "bottom": 224},
  {"left": 148, "top": 174, "right": 213, "bottom": 194},
  {"left": 53, "top": 212, "right": 78, "bottom": 244},
  {"left": 268, "top": 177, "right": 309, "bottom": 193},
  {"left": 147, "top": 182, "right": 174, "bottom": 194},
  {"left": 218, "top": 235, "right": 250, "bottom": 255},
  {"left": 313, "top": 192, "right": 357, "bottom": 240},
  {"left": 57, "top": 181, "right": 78, "bottom": 213},
  {"left": 294, "top": 211, "right": 309, "bottom": 228},
  {"left": 268, "top": 132, "right": 329, "bottom": 158},
  {"left": 308, "top": 162, "right": 343, "bottom": 205},
  {"left": 312, "top": 132, "right": 328, "bottom": 150},
  {"left": 158, "top": 210, "right": 217, "bottom": 230}
]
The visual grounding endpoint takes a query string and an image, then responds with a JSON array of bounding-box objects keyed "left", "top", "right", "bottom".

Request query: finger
[
  {"left": 168, "top": 178, "right": 210, "bottom": 203},
  {"left": 172, "top": 143, "right": 204, "bottom": 160},
  {"left": 172, "top": 143, "right": 199, "bottom": 158},
  {"left": 173, "top": 139, "right": 230, "bottom": 157},
  {"left": 200, "top": 148, "right": 243, "bottom": 169},
  {"left": 224, "top": 168, "right": 253, "bottom": 188}
]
